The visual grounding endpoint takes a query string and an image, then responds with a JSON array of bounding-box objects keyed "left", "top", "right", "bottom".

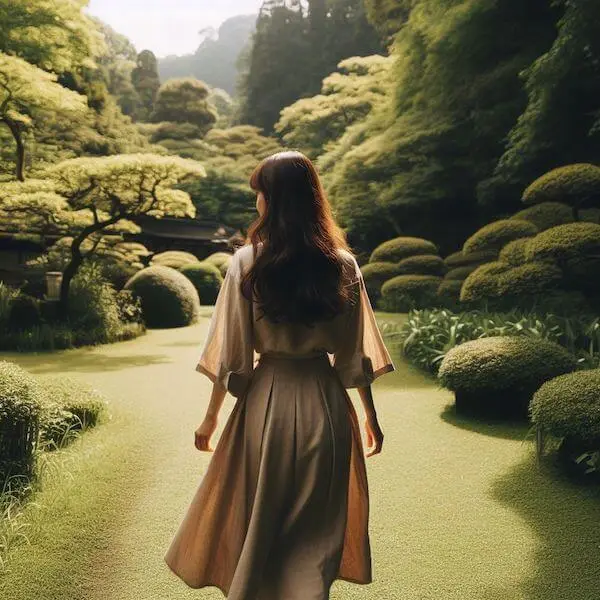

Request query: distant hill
[{"left": 158, "top": 14, "right": 256, "bottom": 96}]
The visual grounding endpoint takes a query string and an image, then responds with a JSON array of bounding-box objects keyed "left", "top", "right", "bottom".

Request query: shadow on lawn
[
  {"left": 439, "top": 403, "right": 532, "bottom": 442},
  {"left": 482, "top": 454, "right": 600, "bottom": 600}
]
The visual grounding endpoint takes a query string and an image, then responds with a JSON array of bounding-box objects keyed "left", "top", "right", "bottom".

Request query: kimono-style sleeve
[
  {"left": 196, "top": 250, "right": 256, "bottom": 398},
  {"left": 333, "top": 256, "right": 396, "bottom": 389}
]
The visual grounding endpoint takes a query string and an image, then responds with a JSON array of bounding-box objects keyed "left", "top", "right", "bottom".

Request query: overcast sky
[{"left": 87, "top": 0, "right": 262, "bottom": 57}]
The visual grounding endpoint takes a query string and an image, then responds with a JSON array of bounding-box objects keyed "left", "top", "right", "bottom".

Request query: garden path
[{"left": 1, "top": 312, "right": 600, "bottom": 599}]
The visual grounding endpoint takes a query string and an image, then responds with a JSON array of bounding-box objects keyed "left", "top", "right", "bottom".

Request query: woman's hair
[{"left": 241, "top": 150, "right": 356, "bottom": 326}]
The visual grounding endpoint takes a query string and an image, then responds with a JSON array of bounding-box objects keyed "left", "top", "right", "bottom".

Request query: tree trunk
[
  {"left": 58, "top": 253, "right": 83, "bottom": 320},
  {"left": 2, "top": 116, "right": 25, "bottom": 181}
]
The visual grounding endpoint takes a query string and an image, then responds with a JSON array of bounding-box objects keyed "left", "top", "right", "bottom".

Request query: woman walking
[{"left": 164, "top": 151, "right": 395, "bottom": 599}]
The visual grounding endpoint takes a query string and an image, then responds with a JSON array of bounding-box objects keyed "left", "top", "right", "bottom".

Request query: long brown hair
[{"left": 241, "top": 151, "right": 355, "bottom": 326}]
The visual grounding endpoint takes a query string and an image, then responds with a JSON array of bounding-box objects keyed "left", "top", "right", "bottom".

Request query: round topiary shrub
[
  {"left": 498, "top": 238, "right": 529, "bottom": 266},
  {"left": 360, "top": 262, "right": 402, "bottom": 300},
  {"left": 436, "top": 279, "right": 463, "bottom": 307},
  {"left": 370, "top": 237, "right": 438, "bottom": 263},
  {"left": 151, "top": 250, "right": 200, "bottom": 270},
  {"left": 0, "top": 361, "right": 46, "bottom": 481},
  {"left": 463, "top": 219, "right": 538, "bottom": 254},
  {"left": 397, "top": 255, "right": 446, "bottom": 276},
  {"left": 511, "top": 202, "right": 574, "bottom": 231},
  {"left": 204, "top": 251, "right": 233, "bottom": 275},
  {"left": 445, "top": 265, "right": 479, "bottom": 281},
  {"left": 444, "top": 250, "right": 498, "bottom": 268},
  {"left": 497, "top": 262, "right": 563, "bottom": 298},
  {"left": 525, "top": 222, "right": 600, "bottom": 264},
  {"left": 522, "top": 163, "right": 600, "bottom": 214},
  {"left": 531, "top": 370, "right": 600, "bottom": 480},
  {"left": 380, "top": 275, "right": 442, "bottom": 312},
  {"left": 460, "top": 262, "right": 509, "bottom": 303},
  {"left": 124, "top": 265, "right": 200, "bottom": 328},
  {"left": 179, "top": 262, "right": 223, "bottom": 304},
  {"left": 438, "top": 336, "right": 577, "bottom": 418}
]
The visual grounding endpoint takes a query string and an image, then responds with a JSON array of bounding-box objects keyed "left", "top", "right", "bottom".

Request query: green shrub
[
  {"left": 380, "top": 275, "right": 442, "bottom": 312},
  {"left": 8, "top": 295, "right": 42, "bottom": 330},
  {"left": 397, "top": 255, "right": 446, "bottom": 276},
  {"left": 115, "top": 289, "right": 144, "bottom": 324},
  {"left": 97, "top": 260, "right": 140, "bottom": 290},
  {"left": 531, "top": 370, "right": 600, "bottom": 442},
  {"left": 360, "top": 262, "right": 402, "bottom": 295},
  {"left": 463, "top": 219, "right": 538, "bottom": 254},
  {"left": 498, "top": 238, "right": 529, "bottom": 266},
  {"left": 125, "top": 265, "right": 201, "bottom": 328},
  {"left": 444, "top": 250, "right": 498, "bottom": 268},
  {"left": 0, "top": 361, "right": 46, "bottom": 481},
  {"left": 511, "top": 202, "right": 575, "bottom": 231},
  {"left": 179, "top": 262, "right": 223, "bottom": 304},
  {"left": 445, "top": 265, "right": 479, "bottom": 281},
  {"left": 438, "top": 336, "right": 576, "bottom": 394},
  {"left": 204, "top": 251, "right": 233, "bottom": 276},
  {"left": 522, "top": 163, "right": 600, "bottom": 212},
  {"left": 151, "top": 250, "right": 200, "bottom": 270},
  {"left": 436, "top": 280, "right": 463, "bottom": 307},
  {"left": 525, "top": 222, "right": 600, "bottom": 264},
  {"left": 0, "top": 283, "right": 19, "bottom": 329},
  {"left": 370, "top": 237, "right": 438, "bottom": 263},
  {"left": 460, "top": 262, "right": 508, "bottom": 303}
]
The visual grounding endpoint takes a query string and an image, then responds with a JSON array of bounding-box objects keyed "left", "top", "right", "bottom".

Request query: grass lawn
[{"left": 1, "top": 312, "right": 600, "bottom": 599}]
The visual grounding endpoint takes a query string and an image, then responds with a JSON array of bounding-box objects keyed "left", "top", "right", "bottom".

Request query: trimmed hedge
[
  {"left": 523, "top": 163, "right": 600, "bottom": 209},
  {"left": 444, "top": 250, "right": 498, "bottom": 268},
  {"left": 498, "top": 238, "right": 529, "bottom": 266},
  {"left": 204, "top": 252, "right": 233, "bottom": 276},
  {"left": 530, "top": 370, "right": 600, "bottom": 442},
  {"left": 511, "top": 202, "right": 574, "bottom": 231},
  {"left": 436, "top": 279, "right": 463, "bottom": 304},
  {"left": 463, "top": 219, "right": 538, "bottom": 254},
  {"left": 125, "top": 266, "right": 201, "bottom": 328},
  {"left": 360, "top": 262, "right": 402, "bottom": 298},
  {"left": 380, "top": 275, "right": 442, "bottom": 312},
  {"left": 460, "top": 262, "right": 509, "bottom": 303},
  {"left": 525, "top": 222, "right": 600, "bottom": 264},
  {"left": 151, "top": 250, "right": 200, "bottom": 270},
  {"left": 179, "top": 262, "right": 223, "bottom": 304},
  {"left": 445, "top": 265, "right": 479, "bottom": 281},
  {"left": 370, "top": 237, "right": 438, "bottom": 263},
  {"left": 438, "top": 336, "right": 576, "bottom": 418},
  {"left": 397, "top": 255, "right": 446, "bottom": 276}
]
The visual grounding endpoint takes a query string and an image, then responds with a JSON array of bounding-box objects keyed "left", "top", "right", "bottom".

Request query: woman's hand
[
  {"left": 195, "top": 415, "right": 218, "bottom": 452},
  {"left": 365, "top": 413, "right": 384, "bottom": 457}
]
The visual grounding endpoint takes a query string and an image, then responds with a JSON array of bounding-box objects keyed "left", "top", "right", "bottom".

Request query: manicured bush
[
  {"left": 525, "top": 222, "right": 600, "bottom": 264},
  {"left": 444, "top": 250, "right": 498, "bottom": 268},
  {"left": 498, "top": 238, "right": 529, "bottom": 266},
  {"left": 436, "top": 280, "right": 463, "bottom": 307},
  {"left": 179, "top": 262, "right": 223, "bottom": 304},
  {"left": 522, "top": 163, "right": 600, "bottom": 215},
  {"left": 438, "top": 336, "right": 576, "bottom": 418},
  {"left": 0, "top": 361, "right": 46, "bottom": 481},
  {"left": 151, "top": 250, "right": 200, "bottom": 270},
  {"left": 460, "top": 262, "right": 508, "bottom": 303},
  {"left": 511, "top": 202, "right": 574, "bottom": 231},
  {"left": 445, "top": 265, "right": 479, "bottom": 281},
  {"left": 380, "top": 275, "right": 442, "bottom": 312},
  {"left": 8, "top": 295, "right": 42, "bottom": 330},
  {"left": 463, "top": 219, "right": 538, "bottom": 254},
  {"left": 360, "top": 262, "right": 402, "bottom": 299},
  {"left": 563, "top": 255, "right": 600, "bottom": 295},
  {"left": 397, "top": 255, "right": 446, "bottom": 276},
  {"left": 370, "top": 237, "right": 438, "bottom": 263},
  {"left": 204, "top": 251, "right": 233, "bottom": 277},
  {"left": 125, "top": 265, "right": 201, "bottom": 328}
]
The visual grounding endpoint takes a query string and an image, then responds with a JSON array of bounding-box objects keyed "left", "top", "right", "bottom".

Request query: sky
[{"left": 87, "top": 0, "right": 263, "bottom": 57}]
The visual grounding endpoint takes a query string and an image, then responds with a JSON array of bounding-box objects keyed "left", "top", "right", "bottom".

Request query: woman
[{"left": 164, "top": 151, "right": 395, "bottom": 599}]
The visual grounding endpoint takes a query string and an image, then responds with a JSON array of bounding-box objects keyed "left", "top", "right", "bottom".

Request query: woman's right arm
[{"left": 357, "top": 385, "right": 384, "bottom": 457}]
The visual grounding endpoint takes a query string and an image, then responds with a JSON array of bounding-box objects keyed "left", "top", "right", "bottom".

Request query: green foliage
[
  {"left": 0, "top": 283, "right": 19, "bottom": 330},
  {"left": 460, "top": 262, "right": 510, "bottom": 303},
  {"left": 125, "top": 265, "right": 201, "bottom": 329},
  {"left": 131, "top": 50, "right": 160, "bottom": 121},
  {"left": 0, "top": 361, "right": 46, "bottom": 481},
  {"left": 438, "top": 336, "right": 576, "bottom": 394},
  {"left": 523, "top": 164, "right": 600, "bottom": 212},
  {"left": 397, "top": 255, "right": 446, "bottom": 276},
  {"left": 204, "top": 252, "right": 232, "bottom": 276},
  {"left": 525, "top": 222, "right": 600, "bottom": 264},
  {"left": 8, "top": 296, "right": 42, "bottom": 330},
  {"left": 463, "top": 219, "right": 538, "bottom": 254},
  {"left": 364, "top": 0, "right": 414, "bottom": 38},
  {"left": 531, "top": 370, "right": 600, "bottom": 442},
  {"left": 151, "top": 250, "right": 200, "bottom": 270},
  {"left": 511, "top": 202, "right": 575, "bottom": 231},
  {"left": 380, "top": 274, "right": 441, "bottom": 312},
  {"left": 443, "top": 250, "right": 498, "bottom": 268},
  {"left": 360, "top": 261, "right": 402, "bottom": 301},
  {"left": 179, "top": 262, "right": 223, "bottom": 305},
  {"left": 436, "top": 279, "right": 463, "bottom": 308},
  {"left": 445, "top": 265, "right": 478, "bottom": 281},
  {"left": 498, "top": 238, "right": 529, "bottom": 266},
  {"left": 370, "top": 236, "right": 437, "bottom": 263}
]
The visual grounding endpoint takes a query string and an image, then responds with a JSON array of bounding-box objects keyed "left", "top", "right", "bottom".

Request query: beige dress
[{"left": 164, "top": 243, "right": 395, "bottom": 600}]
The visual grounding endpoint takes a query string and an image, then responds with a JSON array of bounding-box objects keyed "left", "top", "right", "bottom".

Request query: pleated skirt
[{"left": 164, "top": 352, "right": 372, "bottom": 600}]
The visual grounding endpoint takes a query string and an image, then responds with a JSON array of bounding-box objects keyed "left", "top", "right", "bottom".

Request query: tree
[
  {"left": 0, "top": 154, "right": 206, "bottom": 313},
  {"left": 131, "top": 50, "right": 161, "bottom": 121},
  {"left": 151, "top": 78, "right": 217, "bottom": 134},
  {"left": 0, "top": 53, "right": 88, "bottom": 180}
]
